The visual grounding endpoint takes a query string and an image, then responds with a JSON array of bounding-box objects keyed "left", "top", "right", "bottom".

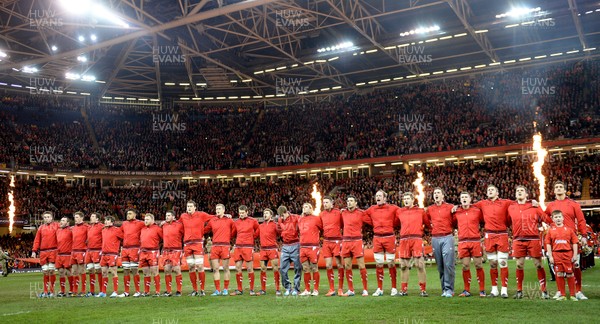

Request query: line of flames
[
  {"left": 532, "top": 133, "right": 548, "bottom": 210},
  {"left": 311, "top": 183, "right": 322, "bottom": 215},
  {"left": 8, "top": 175, "right": 15, "bottom": 233},
  {"left": 413, "top": 172, "right": 425, "bottom": 208}
]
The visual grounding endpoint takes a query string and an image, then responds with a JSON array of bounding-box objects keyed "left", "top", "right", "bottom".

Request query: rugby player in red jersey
[
  {"left": 56, "top": 216, "right": 74, "bottom": 297},
  {"left": 320, "top": 196, "right": 344, "bottom": 297},
  {"left": 340, "top": 195, "right": 370, "bottom": 297},
  {"left": 508, "top": 186, "right": 551, "bottom": 299},
  {"left": 232, "top": 205, "right": 259, "bottom": 296},
  {"left": 180, "top": 200, "right": 215, "bottom": 296},
  {"left": 119, "top": 209, "right": 145, "bottom": 297},
  {"left": 258, "top": 208, "right": 280, "bottom": 295},
  {"left": 32, "top": 211, "right": 59, "bottom": 298},
  {"left": 162, "top": 210, "right": 184, "bottom": 297},
  {"left": 99, "top": 216, "right": 123, "bottom": 298},
  {"left": 298, "top": 203, "right": 323, "bottom": 296},
  {"left": 205, "top": 204, "right": 236, "bottom": 296},
  {"left": 139, "top": 213, "right": 163, "bottom": 297},
  {"left": 472, "top": 185, "right": 513, "bottom": 298},
  {"left": 396, "top": 192, "right": 431, "bottom": 297},
  {"left": 364, "top": 190, "right": 400, "bottom": 296},
  {"left": 70, "top": 212, "right": 88, "bottom": 296},
  {"left": 453, "top": 192, "right": 485, "bottom": 297},
  {"left": 85, "top": 212, "right": 103, "bottom": 297}
]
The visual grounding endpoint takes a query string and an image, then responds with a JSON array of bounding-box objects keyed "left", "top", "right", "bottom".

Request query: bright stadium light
[
  {"left": 317, "top": 41, "right": 354, "bottom": 53},
  {"left": 51, "top": 45, "right": 58, "bottom": 51},
  {"left": 94, "top": 4, "right": 129, "bottom": 28},
  {"left": 22, "top": 66, "right": 38, "bottom": 73},
  {"left": 65, "top": 72, "right": 81, "bottom": 80},
  {"left": 400, "top": 25, "right": 440, "bottom": 37},
  {"left": 77, "top": 55, "right": 87, "bottom": 62},
  {"left": 81, "top": 75, "right": 96, "bottom": 82},
  {"left": 78, "top": 35, "right": 85, "bottom": 42},
  {"left": 496, "top": 7, "right": 541, "bottom": 19},
  {"left": 60, "top": 0, "right": 129, "bottom": 28},
  {"left": 0, "top": 51, "right": 7, "bottom": 57},
  {"left": 90, "top": 34, "right": 97, "bottom": 41}
]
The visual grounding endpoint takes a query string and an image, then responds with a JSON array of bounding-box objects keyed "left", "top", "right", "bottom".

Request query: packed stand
[{"left": 1, "top": 60, "right": 599, "bottom": 172}]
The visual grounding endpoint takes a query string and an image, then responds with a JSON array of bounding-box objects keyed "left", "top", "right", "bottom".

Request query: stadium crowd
[
  {"left": 4, "top": 151, "right": 597, "bottom": 223},
  {"left": 0, "top": 60, "right": 598, "bottom": 172}
]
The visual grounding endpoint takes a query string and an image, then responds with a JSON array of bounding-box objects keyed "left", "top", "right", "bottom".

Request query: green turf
[{"left": 0, "top": 260, "right": 598, "bottom": 323}]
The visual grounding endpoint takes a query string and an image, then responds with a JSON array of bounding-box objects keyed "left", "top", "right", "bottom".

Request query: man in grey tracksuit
[
  {"left": 277, "top": 206, "right": 302, "bottom": 296},
  {"left": 426, "top": 188, "right": 456, "bottom": 297}
]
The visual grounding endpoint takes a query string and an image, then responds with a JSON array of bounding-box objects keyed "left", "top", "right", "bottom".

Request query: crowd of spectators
[
  {"left": 0, "top": 60, "right": 598, "bottom": 171},
  {"left": 2, "top": 151, "right": 599, "bottom": 267},
  {"left": 6, "top": 151, "right": 597, "bottom": 224}
]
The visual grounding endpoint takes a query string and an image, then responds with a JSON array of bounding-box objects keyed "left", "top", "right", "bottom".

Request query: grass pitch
[{"left": 0, "top": 261, "right": 598, "bottom": 323}]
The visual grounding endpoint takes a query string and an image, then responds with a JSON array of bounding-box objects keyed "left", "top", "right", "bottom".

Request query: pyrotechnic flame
[
  {"left": 8, "top": 175, "right": 15, "bottom": 233},
  {"left": 413, "top": 172, "right": 425, "bottom": 208},
  {"left": 311, "top": 183, "right": 322, "bottom": 216},
  {"left": 532, "top": 133, "right": 548, "bottom": 210}
]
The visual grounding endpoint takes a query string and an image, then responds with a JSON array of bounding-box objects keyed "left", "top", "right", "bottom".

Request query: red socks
[
  {"left": 463, "top": 269, "right": 471, "bottom": 292},
  {"left": 165, "top": 274, "right": 172, "bottom": 293},
  {"left": 376, "top": 267, "right": 384, "bottom": 290},
  {"left": 516, "top": 269, "right": 524, "bottom": 291},
  {"left": 176, "top": 275, "right": 182, "bottom": 293},
  {"left": 327, "top": 269, "right": 334, "bottom": 291},
  {"left": 537, "top": 268, "right": 547, "bottom": 292},
  {"left": 476, "top": 268, "right": 485, "bottom": 291},
  {"left": 490, "top": 268, "right": 498, "bottom": 286},
  {"left": 390, "top": 266, "right": 397, "bottom": 289},
  {"left": 500, "top": 268, "right": 509, "bottom": 288},
  {"left": 360, "top": 268, "right": 368, "bottom": 291},
  {"left": 124, "top": 275, "right": 131, "bottom": 294},
  {"left": 189, "top": 272, "right": 198, "bottom": 291},
  {"left": 346, "top": 269, "right": 354, "bottom": 291}
]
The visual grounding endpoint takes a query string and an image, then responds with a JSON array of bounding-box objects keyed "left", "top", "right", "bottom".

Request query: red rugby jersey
[
  {"left": 426, "top": 202, "right": 454, "bottom": 236},
  {"left": 340, "top": 208, "right": 368, "bottom": 240},
  {"left": 71, "top": 222, "right": 89, "bottom": 251},
  {"left": 545, "top": 199, "right": 587, "bottom": 235},
  {"left": 453, "top": 206, "right": 483, "bottom": 241},
  {"left": 121, "top": 219, "right": 145, "bottom": 248},
  {"left": 320, "top": 208, "right": 342, "bottom": 240},
  {"left": 33, "top": 222, "right": 59, "bottom": 252},
  {"left": 508, "top": 201, "right": 551, "bottom": 240},
  {"left": 545, "top": 226, "right": 578, "bottom": 252},
  {"left": 365, "top": 204, "right": 400, "bottom": 235},
  {"left": 206, "top": 216, "right": 236, "bottom": 245},
  {"left": 86, "top": 223, "right": 103, "bottom": 249},
  {"left": 162, "top": 220, "right": 184, "bottom": 250},
  {"left": 180, "top": 211, "right": 215, "bottom": 243},
  {"left": 141, "top": 224, "right": 163, "bottom": 250},
  {"left": 101, "top": 225, "right": 123, "bottom": 254},
  {"left": 235, "top": 217, "right": 259, "bottom": 246},
  {"left": 278, "top": 214, "right": 300, "bottom": 244},
  {"left": 396, "top": 206, "right": 430, "bottom": 237},
  {"left": 259, "top": 220, "right": 278, "bottom": 249},
  {"left": 56, "top": 226, "right": 73, "bottom": 254},
  {"left": 473, "top": 198, "right": 512, "bottom": 232},
  {"left": 298, "top": 214, "right": 322, "bottom": 246}
]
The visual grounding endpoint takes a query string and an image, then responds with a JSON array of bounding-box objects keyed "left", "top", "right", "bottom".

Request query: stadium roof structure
[{"left": 0, "top": 0, "right": 599, "bottom": 105}]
